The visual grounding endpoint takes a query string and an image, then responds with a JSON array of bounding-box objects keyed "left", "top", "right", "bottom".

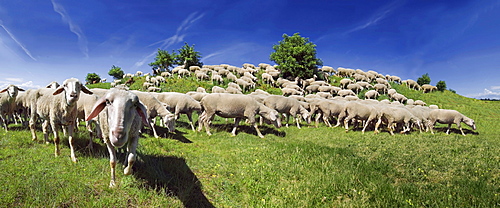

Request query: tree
[
  {"left": 148, "top": 49, "right": 177, "bottom": 72},
  {"left": 108, "top": 65, "right": 124, "bottom": 80},
  {"left": 269, "top": 33, "right": 323, "bottom": 79},
  {"left": 417, "top": 73, "right": 431, "bottom": 86},
  {"left": 175, "top": 42, "right": 203, "bottom": 69},
  {"left": 436, "top": 80, "right": 447, "bottom": 92},
  {"left": 86, "top": 73, "right": 100, "bottom": 84}
]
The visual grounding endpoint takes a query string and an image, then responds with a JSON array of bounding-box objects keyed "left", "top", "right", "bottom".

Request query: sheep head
[
  {"left": 258, "top": 103, "right": 281, "bottom": 128},
  {"left": 0, "top": 85, "right": 25, "bottom": 98},
  {"left": 86, "top": 88, "right": 148, "bottom": 148},
  {"left": 464, "top": 118, "right": 476, "bottom": 130},
  {"left": 53, "top": 78, "right": 93, "bottom": 106},
  {"left": 162, "top": 113, "right": 176, "bottom": 133}
]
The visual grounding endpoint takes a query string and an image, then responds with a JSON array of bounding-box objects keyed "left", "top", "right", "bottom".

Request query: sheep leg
[
  {"left": 361, "top": 119, "right": 372, "bottom": 134},
  {"left": 42, "top": 120, "right": 50, "bottom": 144},
  {"left": 104, "top": 140, "right": 117, "bottom": 188},
  {"left": 374, "top": 118, "right": 381, "bottom": 134},
  {"left": 186, "top": 112, "right": 195, "bottom": 131},
  {"left": 124, "top": 136, "right": 138, "bottom": 176},
  {"left": 51, "top": 123, "right": 61, "bottom": 157},
  {"left": 30, "top": 115, "right": 38, "bottom": 141},
  {"left": 231, "top": 118, "right": 242, "bottom": 137},
  {"left": 253, "top": 122, "right": 265, "bottom": 138},
  {"left": 203, "top": 113, "right": 214, "bottom": 136},
  {"left": 149, "top": 119, "right": 159, "bottom": 138},
  {"left": 68, "top": 124, "right": 78, "bottom": 163},
  {"left": 457, "top": 123, "right": 466, "bottom": 136},
  {"left": 295, "top": 115, "right": 301, "bottom": 129},
  {"left": 314, "top": 113, "right": 322, "bottom": 128},
  {"left": 86, "top": 120, "right": 94, "bottom": 150},
  {"left": 0, "top": 116, "right": 6, "bottom": 131},
  {"left": 446, "top": 124, "right": 451, "bottom": 134},
  {"left": 197, "top": 111, "right": 206, "bottom": 132}
]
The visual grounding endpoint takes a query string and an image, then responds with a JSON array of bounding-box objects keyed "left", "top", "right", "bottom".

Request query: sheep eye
[{"left": 105, "top": 99, "right": 111, "bottom": 105}]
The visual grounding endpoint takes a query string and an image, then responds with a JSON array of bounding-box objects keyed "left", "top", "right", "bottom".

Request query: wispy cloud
[
  {"left": 344, "top": 1, "right": 403, "bottom": 35},
  {"left": 0, "top": 21, "right": 37, "bottom": 61},
  {"left": 466, "top": 86, "right": 500, "bottom": 99},
  {"left": 0, "top": 78, "right": 41, "bottom": 90},
  {"left": 51, "top": 0, "right": 89, "bottom": 58},
  {"left": 134, "top": 12, "right": 205, "bottom": 68}
]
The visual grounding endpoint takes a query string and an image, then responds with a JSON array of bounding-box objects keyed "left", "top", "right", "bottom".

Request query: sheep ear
[
  {"left": 18, "top": 87, "right": 25, "bottom": 91},
  {"left": 81, "top": 84, "right": 93, "bottom": 95},
  {"left": 0, "top": 88, "right": 7, "bottom": 93},
  {"left": 86, "top": 99, "right": 107, "bottom": 121},
  {"left": 136, "top": 101, "right": 149, "bottom": 125},
  {"left": 53, "top": 86, "right": 65, "bottom": 95}
]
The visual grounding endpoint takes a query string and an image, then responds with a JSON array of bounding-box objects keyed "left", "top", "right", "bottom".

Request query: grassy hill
[{"left": 1, "top": 76, "right": 498, "bottom": 207}]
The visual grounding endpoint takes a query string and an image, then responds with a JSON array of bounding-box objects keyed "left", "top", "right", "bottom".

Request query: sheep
[
  {"left": 177, "top": 68, "right": 191, "bottom": 78},
  {"left": 391, "top": 93, "right": 408, "bottom": 104},
  {"left": 364, "top": 90, "right": 380, "bottom": 100},
  {"left": 263, "top": 95, "right": 310, "bottom": 129},
  {"left": 76, "top": 93, "right": 102, "bottom": 149},
  {"left": 235, "top": 78, "right": 254, "bottom": 92},
  {"left": 316, "top": 92, "right": 334, "bottom": 99},
  {"left": 29, "top": 78, "right": 93, "bottom": 163},
  {"left": 0, "top": 85, "right": 25, "bottom": 131},
  {"left": 195, "top": 71, "right": 209, "bottom": 81},
  {"left": 131, "top": 91, "right": 176, "bottom": 138},
  {"left": 342, "top": 101, "right": 380, "bottom": 134},
  {"left": 388, "top": 89, "right": 397, "bottom": 97},
  {"left": 414, "top": 100, "right": 427, "bottom": 106},
  {"left": 261, "top": 73, "right": 275, "bottom": 86},
  {"left": 375, "top": 106, "right": 420, "bottom": 135},
  {"left": 85, "top": 87, "right": 148, "bottom": 187},
  {"left": 373, "top": 84, "right": 388, "bottom": 94},
  {"left": 346, "top": 83, "right": 362, "bottom": 94},
  {"left": 135, "top": 71, "right": 143, "bottom": 77},
  {"left": 282, "top": 87, "right": 303, "bottom": 96},
  {"left": 406, "top": 99, "right": 415, "bottom": 106},
  {"left": 422, "top": 84, "right": 437, "bottom": 93},
  {"left": 46, "top": 81, "right": 60, "bottom": 89},
  {"left": 196, "top": 87, "right": 206, "bottom": 93},
  {"left": 428, "top": 109, "right": 476, "bottom": 136},
  {"left": 197, "top": 93, "right": 281, "bottom": 138},
  {"left": 154, "top": 92, "right": 202, "bottom": 131},
  {"left": 339, "top": 78, "right": 353, "bottom": 89},
  {"left": 337, "top": 89, "right": 356, "bottom": 97},
  {"left": 186, "top": 91, "right": 208, "bottom": 102},
  {"left": 356, "top": 81, "right": 373, "bottom": 90},
  {"left": 212, "top": 86, "right": 227, "bottom": 93},
  {"left": 376, "top": 78, "right": 390, "bottom": 87},
  {"left": 226, "top": 86, "right": 243, "bottom": 94},
  {"left": 321, "top": 66, "right": 336, "bottom": 75},
  {"left": 308, "top": 99, "right": 347, "bottom": 128},
  {"left": 388, "top": 75, "right": 401, "bottom": 84},
  {"left": 226, "top": 72, "right": 237, "bottom": 81},
  {"left": 402, "top": 79, "right": 420, "bottom": 90},
  {"left": 147, "top": 87, "right": 162, "bottom": 92},
  {"left": 211, "top": 72, "right": 223, "bottom": 85},
  {"left": 160, "top": 71, "right": 172, "bottom": 78},
  {"left": 305, "top": 84, "right": 321, "bottom": 94}
]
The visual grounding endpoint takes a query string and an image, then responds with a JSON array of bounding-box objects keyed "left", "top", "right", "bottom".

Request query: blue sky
[{"left": 1, "top": 0, "right": 499, "bottom": 99}]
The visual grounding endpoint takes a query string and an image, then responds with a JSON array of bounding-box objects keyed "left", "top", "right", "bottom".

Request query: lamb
[
  {"left": 421, "top": 84, "right": 437, "bottom": 93},
  {"left": 198, "top": 93, "right": 281, "bottom": 138},
  {"left": 263, "top": 95, "right": 310, "bottom": 129},
  {"left": 29, "top": 78, "right": 93, "bottom": 163},
  {"left": 364, "top": 90, "right": 380, "bottom": 100},
  {"left": 85, "top": 87, "right": 149, "bottom": 187},
  {"left": 154, "top": 92, "right": 202, "bottom": 131},
  {"left": 428, "top": 109, "right": 476, "bottom": 136},
  {"left": 0, "top": 85, "right": 25, "bottom": 131}
]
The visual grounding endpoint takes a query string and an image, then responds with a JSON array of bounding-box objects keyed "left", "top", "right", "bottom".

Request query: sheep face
[
  {"left": 86, "top": 89, "right": 148, "bottom": 148},
  {"left": 54, "top": 78, "right": 92, "bottom": 105},
  {"left": 259, "top": 105, "right": 281, "bottom": 128},
  {"left": 464, "top": 118, "right": 476, "bottom": 130},
  {"left": 0, "top": 85, "right": 25, "bottom": 98},
  {"left": 162, "top": 114, "right": 176, "bottom": 133}
]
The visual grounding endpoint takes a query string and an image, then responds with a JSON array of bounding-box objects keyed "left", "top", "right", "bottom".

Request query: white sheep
[
  {"left": 414, "top": 100, "right": 427, "bottom": 106},
  {"left": 391, "top": 93, "right": 408, "bottom": 104},
  {"left": 29, "top": 78, "right": 93, "bottom": 163},
  {"left": 154, "top": 92, "right": 202, "bottom": 131},
  {"left": 339, "top": 78, "right": 353, "bottom": 89},
  {"left": 211, "top": 73, "right": 223, "bottom": 85},
  {"left": 421, "top": 84, "right": 437, "bottom": 93},
  {"left": 263, "top": 95, "right": 309, "bottom": 129},
  {"left": 373, "top": 84, "right": 388, "bottom": 94},
  {"left": 198, "top": 93, "right": 281, "bottom": 138},
  {"left": 261, "top": 73, "right": 275, "bottom": 86},
  {"left": 364, "top": 90, "right": 380, "bottom": 100},
  {"left": 346, "top": 83, "right": 362, "bottom": 94},
  {"left": 85, "top": 87, "right": 149, "bottom": 187},
  {"left": 131, "top": 91, "right": 176, "bottom": 138},
  {"left": 0, "top": 85, "right": 25, "bottom": 131},
  {"left": 342, "top": 101, "right": 380, "bottom": 134},
  {"left": 282, "top": 87, "right": 303, "bottom": 96},
  {"left": 226, "top": 86, "right": 243, "bottom": 94},
  {"left": 45, "top": 81, "right": 60, "bottom": 89},
  {"left": 402, "top": 79, "right": 420, "bottom": 90},
  {"left": 308, "top": 99, "right": 347, "bottom": 128},
  {"left": 428, "top": 109, "right": 476, "bottom": 136},
  {"left": 337, "top": 89, "right": 356, "bottom": 97},
  {"left": 212, "top": 86, "right": 227, "bottom": 93},
  {"left": 375, "top": 106, "right": 420, "bottom": 135}
]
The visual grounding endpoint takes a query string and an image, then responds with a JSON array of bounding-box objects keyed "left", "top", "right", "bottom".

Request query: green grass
[{"left": 1, "top": 78, "right": 499, "bottom": 207}]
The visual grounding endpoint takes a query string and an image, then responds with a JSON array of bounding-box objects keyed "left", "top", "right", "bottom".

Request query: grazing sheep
[
  {"left": 375, "top": 106, "right": 420, "bottom": 135},
  {"left": 428, "top": 109, "right": 476, "bottom": 136},
  {"left": 0, "top": 85, "right": 25, "bottom": 131},
  {"left": 339, "top": 78, "right": 353, "bottom": 89},
  {"left": 154, "top": 92, "right": 202, "bottom": 131},
  {"left": 343, "top": 101, "right": 380, "bottom": 134},
  {"left": 85, "top": 87, "right": 148, "bottom": 187},
  {"left": 337, "top": 89, "right": 356, "bottom": 97},
  {"left": 212, "top": 86, "right": 227, "bottom": 93},
  {"left": 373, "top": 84, "right": 388, "bottom": 94},
  {"left": 211, "top": 73, "right": 224, "bottom": 85},
  {"left": 261, "top": 73, "right": 275, "bottom": 86},
  {"left": 364, "top": 90, "right": 380, "bottom": 100},
  {"left": 226, "top": 72, "right": 237, "bottom": 81},
  {"left": 347, "top": 83, "right": 362, "bottom": 94},
  {"left": 376, "top": 78, "right": 390, "bottom": 87},
  {"left": 29, "top": 78, "right": 93, "bottom": 163},
  {"left": 414, "top": 100, "right": 427, "bottom": 106},
  {"left": 308, "top": 99, "right": 347, "bottom": 128},
  {"left": 422, "top": 84, "right": 437, "bottom": 93},
  {"left": 198, "top": 93, "right": 281, "bottom": 138},
  {"left": 226, "top": 86, "right": 243, "bottom": 94},
  {"left": 388, "top": 75, "right": 401, "bottom": 84},
  {"left": 160, "top": 71, "right": 172, "bottom": 78},
  {"left": 281, "top": 87, "right": 303, "bottom": 96},
  {"left": 235, "top": 78, "right": 254, "bottom": 92},
  {"left": 356, "top": 81, "right": 373, "bottom": 90},
  {"left": 402, "top": 79, "right": 420, "bottom": 90},
  {"left": 195, "top": 71, "right": 209, "bottom": 81},
  {"left": 131, "top": 91, "right": 176, "bottom": 138},
  {"left": 263, "top": 95, "right": 310, "bottom": 129},
  {"left": 177, "top": 69, "right": 191, "bottom": 78},
  {"left": 391, "top": 93, "right": 408, "bottom": 104}
]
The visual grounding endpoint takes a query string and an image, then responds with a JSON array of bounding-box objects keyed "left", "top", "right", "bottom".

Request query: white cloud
[
  {"left": 466, "top": 86, "right": 500, "bottom": 99},
  {"left": 51, "top": 0, "right": 89, "bottom": 58},
  {"left": 0, "top": 22, "right": 37, "bottom": 61}
]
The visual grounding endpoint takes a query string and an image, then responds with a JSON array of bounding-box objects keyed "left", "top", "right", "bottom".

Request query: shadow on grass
[
  {"left": 434, "top": 127, "right": 479, "bottom": 136},
  {"left": 211, "top": 123, "right": 286, "bottom": 138},
  {"left": 141, "top": 125, "right": 193, "bottom": 143},
  {"left": 134, "top": 153, "right": 215, "bottom": 208}
]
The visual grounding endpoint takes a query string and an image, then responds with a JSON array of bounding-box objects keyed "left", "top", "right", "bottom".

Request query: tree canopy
[
  {"left": 417, "top": 73, "right": 431, "bottom": 86},
  {"left": 176, "top": 42, "right": 203, "bottom": 69},
  {"left": 108, "top": 65, "right": 124, "bottom": 80},
  {"left": 436, "top": 80, "right": 447, "bottom": 92},
  {"left": 148, "top": 49, "right": 177, "bottom": 71},
  {"left": 85, "top": 73, "right": 100, "bottom": 84},
  {"left": 269, "top": 33, "right": 323, "bottom": 79}
]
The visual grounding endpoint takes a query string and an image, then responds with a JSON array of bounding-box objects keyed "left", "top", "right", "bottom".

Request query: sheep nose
[{"left": 70, "top": 92, "right": 78, "bottom": 98}]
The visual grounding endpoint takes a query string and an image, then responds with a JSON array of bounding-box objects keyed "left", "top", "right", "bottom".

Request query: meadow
[{"left": 0, "top": 77, "right": 499, "bottom": 207}]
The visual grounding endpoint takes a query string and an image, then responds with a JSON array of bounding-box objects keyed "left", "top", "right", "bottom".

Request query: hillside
[{"left": 1, "top": 73, "right": 499, "bottom": 207}]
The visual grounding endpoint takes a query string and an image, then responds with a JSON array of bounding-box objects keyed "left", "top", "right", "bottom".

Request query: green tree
[
  {"left": 417, "top": 73, "right": 431, "bottom": 86},
  {"left": 148, "top": 49, "right": 177, "bottom": 72},
  {"left": 436, "top": 80, "right": 447, "bottom": 92},
  {"left": 176, "top": 42, "right": 203, "bottom": 69},
  {"left": 269, "top": 33, "right": 323, "bottom": 79},
  {"left": 108, "top": 65, "right": 124, "bottom": 80},
  {"left": 85, "top": 73, "right": 101, "bottom": 84}
]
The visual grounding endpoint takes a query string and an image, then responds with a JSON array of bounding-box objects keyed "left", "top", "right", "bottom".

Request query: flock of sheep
[{"left": 0, "top": 63, "right": 476, "bottom": 187}]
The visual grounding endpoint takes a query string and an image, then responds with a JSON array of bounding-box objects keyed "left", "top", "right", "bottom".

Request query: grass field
[{"left": 0, "top": 78, "right": 499, "bottom": 207}]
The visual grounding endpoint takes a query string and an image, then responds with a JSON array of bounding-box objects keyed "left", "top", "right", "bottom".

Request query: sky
[{"left": 0, "top": 0, "right": 499, "bottom": 99}]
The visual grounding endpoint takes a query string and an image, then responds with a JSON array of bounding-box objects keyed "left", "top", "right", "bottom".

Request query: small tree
[
  {"left": 436, "top": 80, "right": 447, "bottom": 92},
  {"left": 148, "top": 49, "right": 177, "bottom": 72},
  {"left": 176, "top": 42, "right": 203, "bottom": 69},
  {"left": 108, "top": 65, "right": 124, "bottom": 80},
  {"left": 86, "top": 73, "right": 100, "bottom": 84},
  {"left": 417, "top": 73, "right": 431, "bottom": 86},
  {"left": 269, "top": 33, "right": 323, "bottom": 79}
]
